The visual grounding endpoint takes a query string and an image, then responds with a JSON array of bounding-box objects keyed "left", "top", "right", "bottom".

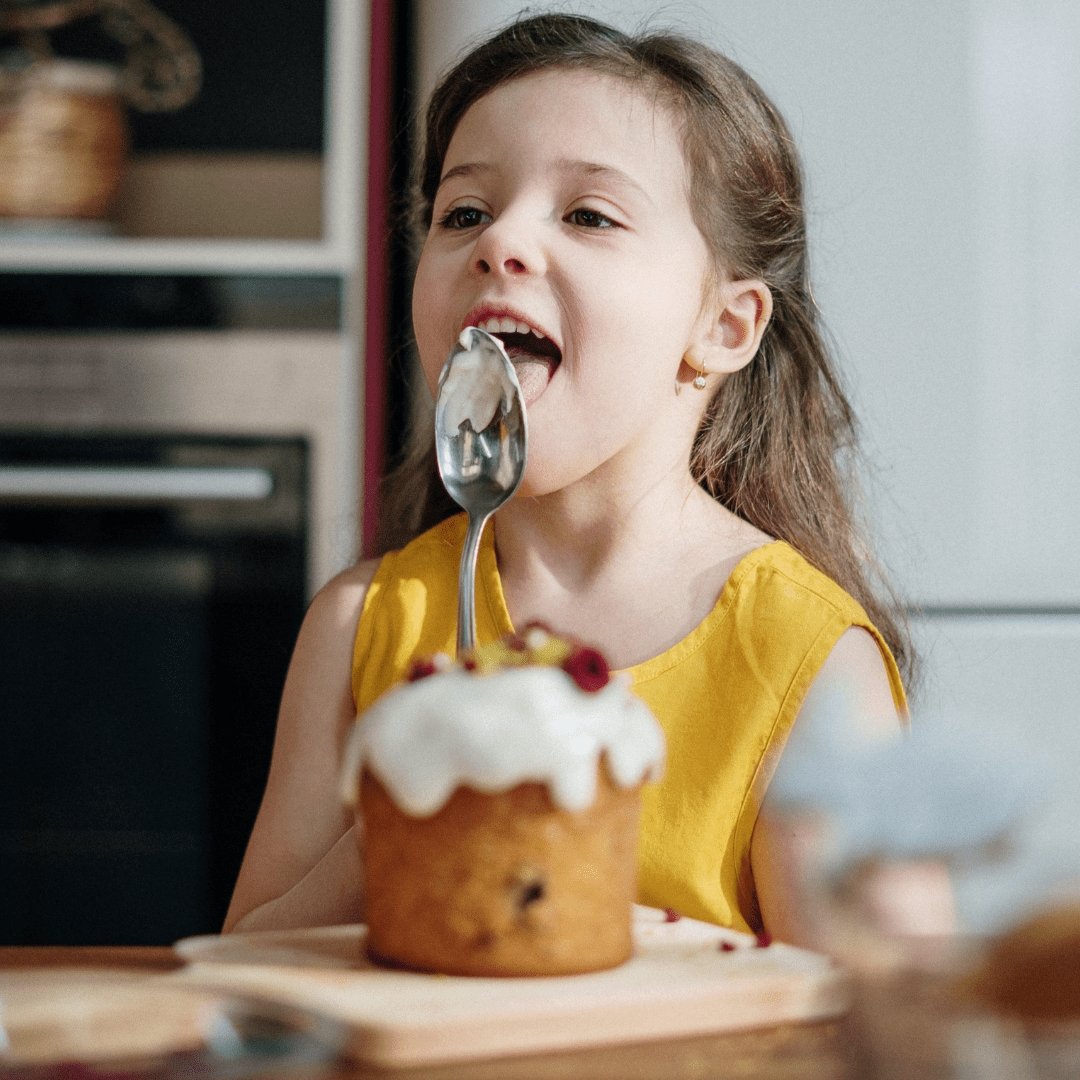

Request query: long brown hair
[{"left": 377, "top": 13, "right": 914, "bottom": 685}]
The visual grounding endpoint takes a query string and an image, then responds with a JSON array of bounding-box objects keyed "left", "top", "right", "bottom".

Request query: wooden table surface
[{"left": 0, "top": 946, "right": 859, "bottom": 1079}]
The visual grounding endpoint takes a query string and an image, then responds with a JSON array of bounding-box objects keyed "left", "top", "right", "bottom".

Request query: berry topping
[
  {"left": 409, "top": 628, "right": 613, "bottom": 687},
  {"left": 755, "top": 931, "right": 773, "bottom": 949},
  {"left": 663, "top": 907, "right": 681, "bottom": 923},
  {"left": 407, "top": 659, "right": 437, "bottom": 682},
  {"left": 719, "top": 940, "right": 738, "bottom": 952},
  {"left": 562, "top": 646, "right": 610, "bottom": 693}
]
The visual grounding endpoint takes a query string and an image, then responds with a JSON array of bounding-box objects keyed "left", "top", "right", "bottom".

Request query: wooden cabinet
[{"left": 0, "top": 0, "right": 366, "bottom": 280}]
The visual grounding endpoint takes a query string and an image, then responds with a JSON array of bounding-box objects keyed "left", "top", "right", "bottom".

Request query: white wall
[{"left": 412, "top": 0, "right": 1080, "bottom": 929}]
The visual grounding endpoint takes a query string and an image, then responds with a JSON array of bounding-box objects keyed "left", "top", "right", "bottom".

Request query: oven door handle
[{"left": 0, "top": 465, "right": 275, "bottom": 503}]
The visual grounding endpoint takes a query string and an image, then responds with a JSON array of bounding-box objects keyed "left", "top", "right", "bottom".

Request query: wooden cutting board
[
  {"left": 0, "top": 970, "right": 213, "bottom": 1064},
  {"left": 171, "top": 906, "right": 848, "bottom": 1068}
]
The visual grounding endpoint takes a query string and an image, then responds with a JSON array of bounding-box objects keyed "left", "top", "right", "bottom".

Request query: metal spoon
[{"left": 435, "top": 326, "right": 528, "bottom": 656}]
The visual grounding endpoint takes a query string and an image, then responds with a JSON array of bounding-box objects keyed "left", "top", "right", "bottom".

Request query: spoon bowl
[{"left": 435, "top": 327, "right": 527, "bottom": 655}]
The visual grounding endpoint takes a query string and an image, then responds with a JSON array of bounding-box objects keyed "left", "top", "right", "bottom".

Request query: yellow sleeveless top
[{"left": 351, "top": 513, "right": 906, "bottom": 933}]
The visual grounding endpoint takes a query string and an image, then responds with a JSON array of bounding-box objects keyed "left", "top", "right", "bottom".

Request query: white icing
[
  {"left": 436, "top": 329, "right": 514, "bottom": 438},
  {"left": 340, "top": 666, "right": 665, "bottom": 818}
]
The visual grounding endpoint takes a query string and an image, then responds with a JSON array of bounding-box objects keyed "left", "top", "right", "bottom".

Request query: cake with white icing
[{"left": 341, "top": 626, "right": 665, "bottom": 976}]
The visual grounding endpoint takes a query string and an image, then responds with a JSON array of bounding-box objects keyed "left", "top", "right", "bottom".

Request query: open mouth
[{"left": 470, "top": 316, "right": 562, "bottom": 405}]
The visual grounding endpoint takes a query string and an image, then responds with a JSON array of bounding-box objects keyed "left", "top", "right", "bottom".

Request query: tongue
[{"left": 506, "top": 348, "right": 556, "bottom": 405}]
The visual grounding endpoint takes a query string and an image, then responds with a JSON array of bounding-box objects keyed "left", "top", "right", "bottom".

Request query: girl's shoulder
[
  {"left": 729, "top": 539, "right": 870, "bottom": 622},
  {"left": 302, "top": 558, "right": 382, "bottom": 648},
  {"left": 307, "top": 514, "right": 465, "bottom": 630}
]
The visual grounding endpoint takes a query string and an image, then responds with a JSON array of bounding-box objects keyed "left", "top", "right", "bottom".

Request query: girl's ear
[{"left": 690, "top": 279, "right": 773, "bottom": 377}]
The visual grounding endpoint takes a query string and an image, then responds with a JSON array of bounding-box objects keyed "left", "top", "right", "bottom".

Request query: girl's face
[{"left": 413, "top": 69, "right": 716, "bottom": 498}]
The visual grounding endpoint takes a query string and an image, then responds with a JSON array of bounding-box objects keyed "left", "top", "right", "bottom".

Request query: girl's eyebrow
[
  {"left": 437, "top": 159, "right": 652, "bottom": 204},
  {"left": 554, "top": 159, "right": 653, "bottom": 204},
  {"left": 438, "top": 162, "right": 493, "bottom": 186}
]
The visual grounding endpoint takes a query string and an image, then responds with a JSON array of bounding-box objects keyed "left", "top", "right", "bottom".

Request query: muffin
[{"left": 340, "top": 626, "right": 665, "bottom": 977}]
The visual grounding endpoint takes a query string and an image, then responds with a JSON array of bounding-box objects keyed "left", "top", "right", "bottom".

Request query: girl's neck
[
  {"left": 495, "top": 466, "right": 705, "bottom": 582},
  {"left": 490, "top": 468, "right": 769, "bottom": 669}
]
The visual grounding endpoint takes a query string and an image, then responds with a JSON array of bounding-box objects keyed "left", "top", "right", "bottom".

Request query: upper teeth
[{"left": 477, "top": 316, "right": 546, "bottom": 339}]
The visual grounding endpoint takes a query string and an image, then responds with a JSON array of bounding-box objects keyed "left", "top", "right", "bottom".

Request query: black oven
[{"left": 0, "top": 431, "right": 308, "bottom": 945}]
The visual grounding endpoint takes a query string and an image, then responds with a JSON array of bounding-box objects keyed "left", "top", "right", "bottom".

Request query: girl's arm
[
  {"left": 222, "top": 560, "right": 378, "bottom": 933},
  {"left": 750, "top": 627, "right": 954, "bottom": 948}
]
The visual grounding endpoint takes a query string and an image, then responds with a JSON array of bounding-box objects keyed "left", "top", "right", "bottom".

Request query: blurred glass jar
[{"left": 0, "top": 58, "right": 128, "bottom": 222}]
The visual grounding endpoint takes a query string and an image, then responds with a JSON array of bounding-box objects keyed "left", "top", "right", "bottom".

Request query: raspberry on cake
[{"left": 340, "top": 625, "right": 665, "bottom": 977}]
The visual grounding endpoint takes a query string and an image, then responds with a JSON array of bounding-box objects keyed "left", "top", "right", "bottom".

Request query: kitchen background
[{"left": 2, "top": 0, "right": 1077, "bottom": 943}]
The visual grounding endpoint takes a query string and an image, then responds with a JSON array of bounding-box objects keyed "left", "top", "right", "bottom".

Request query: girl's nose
[
  {"left": 471, "top": 218, "right": 540, "bottom": 277},
  {"left": 475, "top": 254, "right": 527, "bottom": 275}
]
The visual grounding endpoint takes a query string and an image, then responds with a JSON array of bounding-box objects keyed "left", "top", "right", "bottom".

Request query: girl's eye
[
  {"left": 567, "top": 207, "right": 617, "bottom": 230},
  {"left": 437, "top": 205, "right": 489, "bottom": 230}
]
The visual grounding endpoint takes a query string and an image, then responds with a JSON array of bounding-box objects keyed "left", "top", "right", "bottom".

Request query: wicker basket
[{"left": 0, "top": 59, "right": 129, "bottom": 221}]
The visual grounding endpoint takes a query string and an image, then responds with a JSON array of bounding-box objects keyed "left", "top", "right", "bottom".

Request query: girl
[{"left": 223, "top": 13, "right": 912, "bottom": 945}]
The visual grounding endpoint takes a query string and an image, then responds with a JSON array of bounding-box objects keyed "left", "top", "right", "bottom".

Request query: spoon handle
[{"left": 456, "top": 510, "right": 489, "bottom": 656}]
